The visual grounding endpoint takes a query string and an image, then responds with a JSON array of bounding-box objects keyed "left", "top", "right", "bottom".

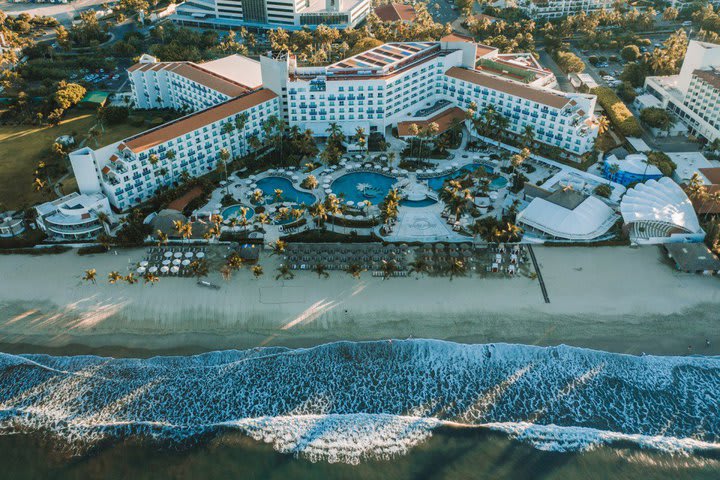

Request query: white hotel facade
[{"left": 70, "top": 37, "right": 598, "bottom": 212}]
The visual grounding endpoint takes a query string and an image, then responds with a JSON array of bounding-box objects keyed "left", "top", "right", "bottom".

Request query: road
[{"left": 537, "top": 47, "right": 573, "bottom": 93}]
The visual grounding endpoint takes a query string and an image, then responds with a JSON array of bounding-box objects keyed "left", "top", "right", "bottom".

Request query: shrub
[
  {"left": 591, "top": 87, "right": 643, "bottom": 137},
  {"left": 594, "top": 183, "right": 612, "bottom": 198},
  {"left": 77, "top": 245, "right": 109, "bottom": 255}
]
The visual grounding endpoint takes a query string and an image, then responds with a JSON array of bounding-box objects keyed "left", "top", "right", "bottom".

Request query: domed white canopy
[{"left": 620, "top": 177, "right": 701, "bottom": 233}]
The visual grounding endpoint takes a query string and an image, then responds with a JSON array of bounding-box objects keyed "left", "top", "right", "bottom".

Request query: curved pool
[
  {"left": 330, "top": 172, "right": 397, "bottom": 204},
  {"left": 400, "top": 198, "right": 438, "bottom": 208},
  {"left": 427, "top": 163, "right": 494, "bottom": 191},
  {"left": 255, "top": 177, "right": 316, "bottom": 206},
  {"left": 222, "top": 204, "right": 255, "bottom": 220}
]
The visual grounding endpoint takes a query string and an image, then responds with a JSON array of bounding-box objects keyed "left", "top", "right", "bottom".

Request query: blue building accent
[{"left": 603, "top": 160, "right": 663, "bottom": 187}]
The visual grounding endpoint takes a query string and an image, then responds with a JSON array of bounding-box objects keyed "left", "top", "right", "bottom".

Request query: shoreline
[{"left": 0, "top": 245, "right": 718, "bottom": 357}]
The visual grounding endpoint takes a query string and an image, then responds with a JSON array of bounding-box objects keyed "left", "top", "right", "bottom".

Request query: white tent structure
[
  {"left": 517, "top": 190, "right": 618, "bottom": 241},
  {"left": 620, "top": 177, "right": 705, "bottom": 244}
]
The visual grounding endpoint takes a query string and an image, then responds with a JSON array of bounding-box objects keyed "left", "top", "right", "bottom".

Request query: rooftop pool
[
  {"left": 331, "top": 172, "right": 398, "bottom": 204},
  {"left": 255, "top": 177, "right": 316, "bottom": 206}
]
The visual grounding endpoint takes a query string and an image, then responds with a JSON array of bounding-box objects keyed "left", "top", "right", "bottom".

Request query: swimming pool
[
  {"left": 400, "top": 198, "right": 438, "bottom": 208},
  {"left": 255, "top": 177, "right": 316, "bottom": 206},
  {"left": 221, "top": 204, "right": 255, "bottom": 220},
  {"left": 489, "top": 176, "right": 509, "bottom": 189},
  {"left": 427, "top": 164, "right": 494, "bottom": 191},
  {"left": 330, "top": 172, "right": 398, "bottom": 204}
]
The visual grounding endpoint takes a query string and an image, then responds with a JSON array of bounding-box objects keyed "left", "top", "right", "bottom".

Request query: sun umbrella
[
  {"left": 182, "top": 259, "right": 190, "bottom": 266},
  {"left": 149, "top": 266, "right": 158, "bottom": 273},
  {"left": 185, "top": 252, "right": 194, "bottom": 258},
  {"left": 160, "top": 266, "right": 169, "bottom": 274},
  {"left": 174, "top": 252, "right": 183, "bottom": 258},
  {"left": 136, "top": 267, "right": 146, "bottom": 274},
  {"left": 173, "top": 259, "right": 181, "bottom": 266},
  {"left": 140, "top": 261, "right": 148, "bottom": 267},
  {"left": 164, "top": 251, "right": 173, "bottom": 258},
  {"left": 197, "top": 252, "right": 205, "bottom": 259},
  {"left": 170, "top": 266, "right": 179, "bottom": 273},
  {"left": 162, "top": 259, "right": 171, "bottom": 265}
]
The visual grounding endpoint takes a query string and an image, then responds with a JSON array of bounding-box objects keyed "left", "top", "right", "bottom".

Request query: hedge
[{"left": 591, "top": 87, "right": 643, "bottom": 137}]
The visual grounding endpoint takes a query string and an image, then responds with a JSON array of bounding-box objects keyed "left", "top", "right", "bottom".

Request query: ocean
[{"left": 0, "top": 340, "right": 718, "bottom": 479}]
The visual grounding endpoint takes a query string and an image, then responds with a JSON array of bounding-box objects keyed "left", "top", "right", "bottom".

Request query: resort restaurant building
[
  {"left": 69, "top": 89, "right": 280, "bottom": 211},
  {"left": 34, "top": 193, "right": 113, "bottom": 241},
  {"left": 603, "top": 153, "right": 663, "bottom": 187}
]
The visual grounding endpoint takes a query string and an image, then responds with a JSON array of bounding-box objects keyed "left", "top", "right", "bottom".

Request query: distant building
[
  {"left": 666, "top": 151, "right": 716, "bottom": 185},
  {"left": 686, "top": 167, "right": 720, "bottom": 216},
  {"left": 512, "top": 0, "right": 613, "bottom": 19},
  {"left": 173, "top": 0, "right": 371, "bottom": 30},
  {"left": 0, "top": 211, "right": 25, "bottom": 238},
  {"left": 620, "top": 177, "right": 705, "bottom": 244},
  {"left": 645, "top": 40, "right": 720, "bottom": 143},
  {"left": 603, "top": 153, "right": 663, "bottom": 186},
  {"left": 35, "top": 193, "right": 113, "bottom": 241},
  {"left": 373, "top": 2, "right": 416, "bottom": 22},
  {"left": 664, "top": 243, "right": 720, "bottom": 275},
  {"left": 516, "top": 187, "right": 618, "bottom": 241}
]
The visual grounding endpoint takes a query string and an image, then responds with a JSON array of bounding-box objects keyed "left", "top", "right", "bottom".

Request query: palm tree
[
  {"left": 173, "top": 220, "right": 192, "bottom": 243},
  {"left": 254, "top": 212, "right": 271, "bottom": 229},
  {"left": 345, "top": 263, "right": 364, "bottom": 279},
  {"left": 301, "top": 175, "right": 319, "bottom": 190},
  {"left": 124, "top": 273, "right": 138, "bottom": 285},
  {"left": 220, "top": 265, "right": 233, "bottom": 281},
  {"left": 273, "top": 188, "right": 284, "bottom": 203},
  {"left": 323, "top": 194, "right": 341, "bottom": 231},
  {"left": 408, "top": 258, "right": 430, "bottom": 278},
  {"left": 252, "top": 265, "right": 264, "bottom": 279},
  {"left": 596, "top": 115, "right": 610, "bottom": 135},
  {"left": 143, "top": 272, "right": 159, "bottom": 285},
  {"left": 218, "top": 148, "right": 231, "bottom": 195},
  {"left": 313, "top": 263, "right": 329, "bottom": 278},
  {"left": 380, "top": 259, "right": 397, "bottom": 280},
  {"left": 189, "top": 259, "right": 209, "bottom": 279},
  {"left": 521, "top": 124, "right": 535, "bottom": 150},
  {"left": 82, "top": 269, "right": 97, "bottom": 284},
  {"left": 107, "top": 271, "right": 122, "bottom": 284},
  {"left": 309, "top": 202, "right": 328, "bottom": 228},
  {"left": 447, "top": 259, "right": 466, "bottom": 281},
  {"left": 269, "top": 239, "right": 287, "bottom": 255},
  {"left": 607, "top": 163, "right": 620, "bottom": 183},
  {"left": 252, "top": 189, "right": 265, "bottom": 204},
  {"left": 156, "top": 229, "right": 169, "bottom": 247},
  {"left": 149, "top": 154, "right": 160, "bottom": 166},
  {"left": 275, "top": 264, "right": 294, "bottom": 280},
  {"left": 226, "top": 252, "right": 243, "bottom": 270}
]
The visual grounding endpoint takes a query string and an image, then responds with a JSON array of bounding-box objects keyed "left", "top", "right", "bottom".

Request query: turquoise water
[
  {"left": 490, "top": 176, "right": 509, "bottom": 189},
  {"left": 400, "top": 198, "right": 438, "bottom": 207},
  {"left": 427, "top": 163, "right": 494, "bottom": 191},
  {"left": 331, "top": 172, "right": 397, "bottom": 203},
  {"left": 221, "top": 204, "right": 255, "bottom": 220},
  {"left": 255, "top": 177, "right": 316, "bottom": 206}
]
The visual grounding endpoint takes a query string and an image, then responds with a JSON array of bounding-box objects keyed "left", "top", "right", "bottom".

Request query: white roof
[
  {"left": 620, "top": 177, "right": 701, "bottom": 233},
  {"left": 626, "top": 137, "right": 651, "bottom": 152},
  {"left": 634, "top": 93, "right": 663, "bottom": 109},
  {"left": 667, "top": 151, "right": 713, "bottom": 184},
  {"left": 606, "top": 154, "right": 662, "bottom": 176},
  {"left": 200, "top": 55, "right": 262, "bottom": 89},
  {"left": 517, "top": 195, "right": 617, "bottom": 240}
]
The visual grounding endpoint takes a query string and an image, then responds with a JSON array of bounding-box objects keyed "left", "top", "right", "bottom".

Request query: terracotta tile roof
[
  {"left": 109, "top": 154, "right": 118, "bottom": 162},
  {"left": 700, "top": 167, "right": 720, "bottom": 185},
  {"left": 102, "top": 166, "right": 110, "bottom": 174},
  {"left": 118, "top": 143, "right": 126, "bottom": 151},
  {"left": 475, "top": 43, "right": 498, "bottom": 58},
  {"left": 397, "top": 107, "right": 466, "bottom": 137},
  {"left": 687, "top": 185, "right": 720, "bottom": 214},
  {"left": 441, "top": 32, "right": 475, "bottom": 43},
  {"left": 693, "top": 69, "right": 720, "bottom": 90},
  {"left": 373, "top": 3, "right": 417, "bottom": 22},
  {"left": 123, "top": 89, "right": 277, "bottom": 153},
  {"left": 445, "top": 67, "right": 571, "bottom": 109}
]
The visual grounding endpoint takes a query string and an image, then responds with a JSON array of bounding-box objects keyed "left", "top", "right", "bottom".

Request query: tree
[
  {"left": 54, "top": 81, "right": 86, "bottom": 110},
  {"left": 108, "top": 271, "right": 123, "bottom": 284},
  {"left": 301, "top": 175, "right": 319, "bottom": 190},
  {"left": 172, "top": 220, "right": 192, "bottom": 243},
  {"left": 347, "top": 37, "right": 383, "bottom": 56},
  {"left": 447, "top": 259, "right": 466, "bottom": 281},
  {"left": 662, "top": 7, "right": 679, "bottom": 21},
  {"left": 269, "top": 239, "right": 287, "bottom": 255},
  {"left": 252, "top": 265, "right": 264, "bottom": 279},
  {"left": 408, "top": 258, "right": 430, "bottom": 278},
  {"left": 275, "top": 264, "right": 294, "bottom": 280},
  {"left": 189, "top": 259, "right": 209, "bottom": 279},
  {"left": 380, "top": 259, "right": 397, "bottom": 280},
  {"left": 143, "top": 272, "right": 159, "bottom": 285},
  {"left": 312, "top": 264, "right": 329, "bottom": 278},
  {"left": 218, "top": 148, "right": 231, "bottom": 195},
  {"left": 554, "top": 51, "right": 585, "bottom": 73},
  {"left": 640, "top": 108, "right": 674, "bottom": 131},
  {"left": 82, "top": 269, "right": 97, "bottom": 284},
  {"left": 596, "top": 115, "right": 610, "bottom": 135},
  {"left": 594, "top": 183, "right": 612, "bottom": 198},
  {"left": 646, "top": 151, "right": 677, "bottom": 176},
  {"left": 345, "top": 264, "right": 364, "bottom": 279},
  {"left": 621, "top": 45, "right": 640, "bottom": 62}
]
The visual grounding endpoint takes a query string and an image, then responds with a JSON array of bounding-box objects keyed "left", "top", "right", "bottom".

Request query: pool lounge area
[{"left": 255, "top": 177, "right": 316, "bottom": 206}]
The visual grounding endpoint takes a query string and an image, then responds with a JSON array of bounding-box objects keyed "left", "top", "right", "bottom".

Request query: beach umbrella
[
  {"left": 182, "top": 259, "right": 190, "bottom": 266},
  {"left": 197, "top": 252, "right": 205, "bottom": 259},
  {"left": 164, "top": 251, "right": 173, "bottom": 258},
  {"left": 185, "top": 252, "right": 194, "bottom": 258},
  {"left": 170, "top": 266, "right": 180, "bottom": 274},
  {"left": 245, "top": 179, "right": 253, "bottom": 185},
  {"left": 382, "top": 167, "right": 389, "bottom": 172},
  {"left": 140, "top": 260, "right": 148, "bottom": 267},
  {"left": 162, "top": 259, "right": 171, "bottom": 265},
  {"left": 149, "top": 266, "right": 158, "bottom": 273},
  {"left": 136, "top": 267, "right": 146, "bottom": 274},
  {"left": 174, "top": 252, "right": 183, "bottom": 258},
  {"left": 160, "top": 266, "right": 169, "bottom": 274},
  {"left": 173, "top": 259, "right": 181, "bottom": 266},
  {"left": 346, "top": 200, "right": 355, "bottom": 207},
  {"left": 249, "top": 174, "right": 257, "bottom": 180},
  {"left": 325, "top": 188, "right": 332, "bottom": 194}
]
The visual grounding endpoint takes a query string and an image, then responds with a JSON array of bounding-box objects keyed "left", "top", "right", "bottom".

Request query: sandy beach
[{"left": 0, "top": 245, "right": 718, "bottom": 356}]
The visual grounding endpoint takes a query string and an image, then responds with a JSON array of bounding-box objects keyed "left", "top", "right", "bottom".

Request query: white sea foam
[{"left": 0, "top": 340, "right": 718, "bottom": 463}]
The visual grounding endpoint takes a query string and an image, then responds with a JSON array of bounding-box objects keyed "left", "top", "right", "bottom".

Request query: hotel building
[
  {"left": 644, "top": 40, "right": 720, "bottom": 143},
  {"left": 35, "top": 193, "right": 113, "bottom": 241},
  {"left": 69, "top": 38, "right": 597, "bottom": 212},
  {"left": 511, "top": 0, "right": 613, "bottom": 18},
  {"left": 173, "top": 0, "right": 371, "bottom": 30}
]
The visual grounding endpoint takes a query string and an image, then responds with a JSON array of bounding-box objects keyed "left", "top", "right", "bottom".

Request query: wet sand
[{"left": 0, "top": 245, "right": 718, "bottom": 357}]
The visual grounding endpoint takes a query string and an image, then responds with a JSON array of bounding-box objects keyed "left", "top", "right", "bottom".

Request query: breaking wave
[{"left": 0, "top": 340, "right": 718, "bottom": 464}]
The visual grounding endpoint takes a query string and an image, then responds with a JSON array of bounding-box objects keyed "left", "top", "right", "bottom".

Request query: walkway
[{"left": 527, "top": 245, "right": 550, "bottom": 304}]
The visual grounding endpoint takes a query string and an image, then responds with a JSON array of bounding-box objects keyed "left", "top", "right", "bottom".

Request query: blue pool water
[
  {"left": 221, "top": 204, "right": 255, "bottom": 220},
  {"left": 331, "top": 172, "right": 398, "bottom": 204},
  {"left": 427, "top": 164, "right": 494, "bottom": 191},
  {"left": 490, "top": 176, "right": 508, "bottom": 189},
  {"left": 255, "top": 177, "right": 316, "bottom": 206},
  {"left": 400, "top": 198, "right": 438, "bottom": 208}
]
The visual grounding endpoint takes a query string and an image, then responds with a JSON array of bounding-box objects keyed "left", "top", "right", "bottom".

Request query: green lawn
[{"left": 0, "top": 110, "right": 149, "bottom": 210}]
